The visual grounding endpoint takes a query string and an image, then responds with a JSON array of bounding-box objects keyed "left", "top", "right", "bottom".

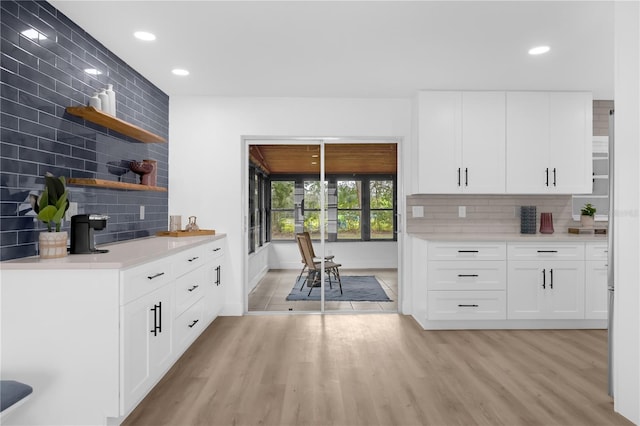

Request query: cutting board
[{"left": 156, "top": 230, "right": 215, "bottom": 237}]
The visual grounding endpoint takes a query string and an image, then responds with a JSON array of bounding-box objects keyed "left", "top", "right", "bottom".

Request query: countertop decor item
[
  {"left": 539, "top": 212, "right": 554, "bottom": 234},
  {"left": 169, "top": 215, "right": 182, "bottom": 232},
  {"left": 185, "top": 216, "right": 200, "bottom": 232},
  {"left": 142, "top": 159, "right": 157, "bottom": 186},
  {"left": 520, "top": 206, "right": 537, "bottom": 234},
  {"left": 129, "top": 161, "right": 153, "bottom": 185},
  {"left": 106, "top": 160, "right": 130, "bottom": 181},
  {"left": 32, "top": 173, "right": 70, "bottom": 258},
  {"left": 580, "top": 203, "right": 596, "bottom": 229}
]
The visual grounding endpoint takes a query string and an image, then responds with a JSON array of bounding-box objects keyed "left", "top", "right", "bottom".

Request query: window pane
[
  {"left": 338, "top": 180, "right": 361, "bottom": 209},
  {"left": 271, "top": 211, "right": 295, "bottom": 240},
  {"left": 370, "top": 210, "right": 393, "bottom": 239},
  {"left": 338, "top": 211, "right": 361, "bottom": 239},
  {"left": 271, "top": 181, "right": 294, "bottom": 209},
  {"left": 370, "top": 180, "right": 393, "bottom": 209},
  {"left": 303, "top": 211, "right": 328, "bottom": 240},
  {"left": 304, "top": 180, "right": 328, "bottom": 210}
]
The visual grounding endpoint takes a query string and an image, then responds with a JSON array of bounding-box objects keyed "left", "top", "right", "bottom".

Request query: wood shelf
[
  {"left": 65, "top": 106, "right": 166, "bottom": 143},
  {"left": 68, "top": 178, "right": 167, "bottom": 192}
]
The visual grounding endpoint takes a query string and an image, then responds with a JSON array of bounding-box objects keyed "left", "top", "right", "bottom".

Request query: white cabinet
[
  {"left": 507, "top": 243, "right": 585, "bottom": 319},
  {"left": 506, "top": 91, "right": 593, "bottom": 194},
  {"left": 427, "top": 242, "right": 506, "bottom": 320},
  {"left": 122, "top": 284, "right": 173, "bottom": 414},
  {"left": 585, "top": 242, "right": 609, "bottom": 319},
  {"left": 203, "top": 242, "right": 225, "bottom": 324},
  {"left": 417, "top": 91, "right": 505, "bottom": 193}
]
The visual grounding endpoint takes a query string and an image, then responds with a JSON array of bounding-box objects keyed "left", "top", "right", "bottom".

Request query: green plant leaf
[
  {"left": 38, "top": 188, "right": 49, "bottom": 211},
  {"left": 37, "top": 205, "right": 57, "bottom": 223}
]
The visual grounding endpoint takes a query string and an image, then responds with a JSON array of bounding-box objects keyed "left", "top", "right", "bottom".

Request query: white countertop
[
  {"left": 0, "top": 234, "right": 226, "bottom": 270},
  {"left": 410, "top": 232, "right": 608, "bottom": 242}
]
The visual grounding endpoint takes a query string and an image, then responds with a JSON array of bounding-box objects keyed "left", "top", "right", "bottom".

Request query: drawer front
[
  {"left": 173, "top": 298, "right": 204, "bottom": 354},
  {"left": 175, "top": 267, "right": 205, "bottom": 316},
  {"left": 121, "top": 258, "right": 173, "bottom": 304},
  {"left": 203, "top": 240, "right": 224, "bottom": 261},
  {"left": 427, "top": 261, "right": 506, "bottom": 291},
  {"left": 585, "top": 242, "right": 608, "bottom": 261},
  {"left": 174, "top": 246, "right": 207, "bottom": 278},
  {"left": 427, "top": 242, "right": 506, "bottom": 261},
  {"left": 507, "top": 243, "right": 584, "bottom": 261},
  {"left": 427, "top": 290, "right": 506, "bottom": 320}
]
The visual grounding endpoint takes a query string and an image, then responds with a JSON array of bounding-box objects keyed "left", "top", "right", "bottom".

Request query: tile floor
[{"left": 248, "top": 268, "right": 398, "bottom": 312}]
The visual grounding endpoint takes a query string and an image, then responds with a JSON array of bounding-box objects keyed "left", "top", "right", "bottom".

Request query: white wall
[
  {"left": 169, "top": 97, "right": 412, "bottom": 315},
  {"left": 269, "top": 241, "right": 398, "bottom": 270},
  {"left": 613, "top": 2, "right": 640, "bottom": 423}
]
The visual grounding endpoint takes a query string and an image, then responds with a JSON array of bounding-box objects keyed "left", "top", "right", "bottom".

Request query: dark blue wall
[{"left": 1, "top": 0, "right": 169, "bottom": 261}]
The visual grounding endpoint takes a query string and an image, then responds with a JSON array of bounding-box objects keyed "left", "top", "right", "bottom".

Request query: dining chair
[
  {"left": 295, "top": 233, "right": 342, "bottom": 296},
  {"left": 295, "top": 231, "right": 336, "bottom": 286}
]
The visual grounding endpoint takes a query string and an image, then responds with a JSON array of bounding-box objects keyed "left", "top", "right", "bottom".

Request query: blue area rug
[{"left": 286, "top": 275, "right": 392, "bottom": 301}]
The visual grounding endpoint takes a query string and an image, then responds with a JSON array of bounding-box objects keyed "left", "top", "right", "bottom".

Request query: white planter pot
[
  {"left": 580, "top": 215, "right": 595, "bottom": 229},
  {"left": 39, "top": 231, "right": 68, "bottom": 259}
]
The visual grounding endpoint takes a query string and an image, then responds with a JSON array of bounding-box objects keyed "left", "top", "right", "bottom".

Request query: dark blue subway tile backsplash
[{"left": 1, "top": 0, "right": 169, "bottom": 261}]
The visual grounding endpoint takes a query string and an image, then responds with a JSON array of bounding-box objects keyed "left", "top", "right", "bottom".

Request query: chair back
[
  {"left": 301, "top": 231, "right": 317, "bottom": 258},
  {"left": 296, "top": 233, "right": 317, "bottom": 270}
]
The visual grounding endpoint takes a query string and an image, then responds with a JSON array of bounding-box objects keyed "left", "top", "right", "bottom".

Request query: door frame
[{"left": 241, "top": 136, "right": 404, "bottom": 314}]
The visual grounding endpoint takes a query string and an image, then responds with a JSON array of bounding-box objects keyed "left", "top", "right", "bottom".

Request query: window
[
  {"left": 248, "top": 166, "right": 268, "bottom": 254},
  {"left": 337, "top": 180, "right": 361, "bottom": 240},
  {"left": 270, "top": 180, "right": 295, "bottom": 240},
  {"left": 370, "top": 180, "right": 394, "bottom": 239}
]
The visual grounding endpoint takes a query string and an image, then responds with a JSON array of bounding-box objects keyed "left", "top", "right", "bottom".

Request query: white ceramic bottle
[
  {"left": 88, "top": 92, "right": 101, "bottom": 110},
  {"left": 98, "top": 90, "right": 109, "bottom": 114},
  {"left": 105, "top": 84, "right": 116, "bottom": 115}
]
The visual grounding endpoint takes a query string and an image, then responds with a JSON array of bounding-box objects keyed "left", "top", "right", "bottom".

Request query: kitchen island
[{"left": 0, "top": 234, "right": 227, "bottom": 426}]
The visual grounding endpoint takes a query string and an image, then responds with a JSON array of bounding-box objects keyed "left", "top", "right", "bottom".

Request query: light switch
[
  {"left": 412, "top": 206, "right": 424, "bottom": 218},
  {"left": 458, "top": 206, "right": 466, "bottom": 218},
  {"left": 140, "top": 205, "right": 145, "bottom": 220}
]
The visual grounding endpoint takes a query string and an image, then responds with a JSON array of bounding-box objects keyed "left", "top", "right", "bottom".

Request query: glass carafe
[{"left": 185, "top": 216, "right": 199, "bottom": 232}]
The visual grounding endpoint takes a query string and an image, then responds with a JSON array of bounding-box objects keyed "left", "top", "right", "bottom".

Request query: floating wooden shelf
[
  {"left": 68, "top": 178, "right": 167, "bottom": 192},
  {"left": 65, "top": 106, "right": 166, "bottom": 144}
]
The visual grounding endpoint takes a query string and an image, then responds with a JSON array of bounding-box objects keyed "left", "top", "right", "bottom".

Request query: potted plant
[
  {"left": 33, "top": 173, "right": 70, "bottom": 258},
  {"left": 580, "top": 203, "right": 596, "bottom": 229}
]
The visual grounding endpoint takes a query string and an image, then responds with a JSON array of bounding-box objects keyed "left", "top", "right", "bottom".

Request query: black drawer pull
[
  {"left": 458, "top": 250, "right": 479, "bottom": 253},
  {"left": 458, "top": 304, "right": 479, "bottom": 308},
  {"left": 212, "top": 247, "right": 221, "bottom": 252},
  {"left": 542, "top": 268, "right": 546, "bottom": 289},
  {"left": 537, "top": 250, "right": 558, "bottom": 253},
  {"left": 188, "top": 285, "right": 199, "bottom": 292},
  {"left": 188, "top": 319, "right": 199, "bottom": 328},
  {"left": 147, "top": 272, "right": 165, "bottom": 280},
  {"left": 188, "top": 256, "right": 199, "bottom": 262},
  {"left": 457, "top": 274, "right": 479, "bottom": 277}
]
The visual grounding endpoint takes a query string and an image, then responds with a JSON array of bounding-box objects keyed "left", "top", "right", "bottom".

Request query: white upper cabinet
[
  {"left": 506, "top": 91, "right": 593, "bottom": 194},
  {"left": 418, "top": 91, "right": 506, "bottom": 193}
]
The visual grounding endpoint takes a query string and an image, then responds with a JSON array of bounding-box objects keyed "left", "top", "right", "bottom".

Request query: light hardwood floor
[
  {"left": 248, "top": 269, "right": 398, "bottom": 312},
  {"left": 123, "top": 315, "right": 630, "bottom": 426}
]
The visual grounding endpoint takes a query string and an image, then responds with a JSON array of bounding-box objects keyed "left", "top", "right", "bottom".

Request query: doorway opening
[{"left": 244, "top": 138, "right": 400, "bottom": 313}]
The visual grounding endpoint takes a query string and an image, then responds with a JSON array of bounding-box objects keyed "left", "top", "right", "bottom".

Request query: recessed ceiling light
[
  {"left": 311, "top": 161, "right": 318, "bottom": 165},
  {"left": 172, "top": 68, "right": 190, "bottom": 76},
  {"left": 312, "top": 154, "right": 319, "bottom": 158},
  {"left": 21, "top": 29, "right": 47, "bottom": 40},
  {"left": 134, "top": 31, "right": 156, "bottom": 41},
  {"left": 84, "top": 68, "right": 102, "bottom": 75},
  {"left": 529, "top": 45, "right": 550, "bottom": 55}
]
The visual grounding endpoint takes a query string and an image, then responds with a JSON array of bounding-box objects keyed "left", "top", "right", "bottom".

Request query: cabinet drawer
[
  {"left": 203, "top": 241, "right": 224, "bottom": 261},
  {"left": 585, "top": 242, "right": 608, "bottom": 261},
  {"left": 173, "top": 246, "right": 207, "bottom": 278},
  {"left": 121, "top": 258, "right": 173, "bottom": 305},
  {"left": 173, "top": 298, "right": 204, "bottom": 354},
  {"left": 507, "top": 243, "right": 584, "bottom": 260},
  {"left": 427, "top": 242, "right": 506, "bottom": 261},
  {"left": 427, "top": 261, "right": 506, "bottom": 291},
  {"left": 427, "top": 290, "right": 506, "bottom": 320},
  {"left": 175, "top": 267, "right": 205, "bottom": 316}
]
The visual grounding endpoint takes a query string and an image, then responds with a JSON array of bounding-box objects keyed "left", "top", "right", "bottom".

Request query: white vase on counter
[
  {"left": 105, "top": 84, "right": 116, "bottom": 115},
  {"left": 39, "top": 231, "right": 68, "bottom": 259}
]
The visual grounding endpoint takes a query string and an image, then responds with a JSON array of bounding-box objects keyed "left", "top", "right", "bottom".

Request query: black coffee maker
[{"left": 70, "top": 214, "right": 110, "bottom": 254}]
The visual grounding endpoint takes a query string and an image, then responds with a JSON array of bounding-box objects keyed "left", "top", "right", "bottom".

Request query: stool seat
[{"left": 1, "top": 380, "right": 33, "bottom": 412}]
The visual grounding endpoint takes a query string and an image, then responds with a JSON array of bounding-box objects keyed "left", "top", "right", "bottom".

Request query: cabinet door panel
[
  {"left": 545, "top": 261, "right": 585, "bottom": 319},
  {"left": 506, "top": 92, "right": 550, "bottom": 193},
  {"left": 122, "top": 297, "right": 151, "bottom": 413},
  {"left": 418, "top": 91, "right": 462, "bottom": 193},
  {"left": 507, "top": 261, "right": 546, "bottom": 319},
  {"left": 148, "top": 285, "right": 173, "bottom": 376},
  {"left": 585, "top": 260, "right": 608, "bottom": 319},
  {"left": 462, "top": 91, "right": 506, "bottom": 193}
]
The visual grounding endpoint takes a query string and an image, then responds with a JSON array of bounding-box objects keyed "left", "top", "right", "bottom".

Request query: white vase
[
  {"left": 98, "top": 90, "right": 109, "bottom": 114},
  {"left": 105, "top": 84, "right": 116, "bottom": 115},
  {"left": 580, "top": 215, "right": 595, "bottom": 229},
  {"left": 39, "top": 231, "right": 68, "bottom": 259},
  {"left": 89, "top": 92, "right": 101, "bottom": 110}
]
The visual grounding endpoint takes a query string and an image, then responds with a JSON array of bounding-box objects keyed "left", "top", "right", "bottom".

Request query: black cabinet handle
[
  {"left": 542, "top": 269, "right": 546, "bottom": 289},
  {"left": 545, "top": 168, "right": 549, "bottom": 186},
  {"left": 458, "top": 304, "right": 479, "bottom": 308},
  {"left": 458, "top": 250, "right": 479, "bottom": 253},
  {"left": 147, "top": 272, "right": 165, "bottom": 280},
  {"left": 537, "top": 250, "right": 558, "bottom": 253},
  {"left": 465, "top": 168, "right": 468, "bottom": 186},
  {"left": 188, "top": 256, "right": 199, "bottom": 262},
  {"left": 457, "top": 274, "right": 479, "bottom": 277},
  {"left": 553, "top": 168, "right": 557, "bottom": 186},
  {"left": 150, "top": 301, "right": 162, "bottom": 336},
  {"left": 212, "top": 247, "right": 221, "bottom": 252},
  {"left": 457, "top": 168, "right": 461, "bottom": 186},
  {"left": 550, "top": 269, "right": 554, "bottom": 289},
  {"left": 215, "top": 265, "right": 221, "bottom": 286},
  {"left": 188, "top": 284, "right": 199, "bottom": 292},
  {"left": 188, "top": 319, "right": 199, "bottom": 328}
]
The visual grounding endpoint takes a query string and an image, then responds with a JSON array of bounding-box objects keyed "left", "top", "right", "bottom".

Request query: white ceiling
[{"left": 50, "top": 1, "right": 614, "bottom": 99}]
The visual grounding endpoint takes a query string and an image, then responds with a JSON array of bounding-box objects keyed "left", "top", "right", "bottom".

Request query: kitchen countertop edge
[{"left": 409, "top": 232, "right": 607, "bottom": 242}]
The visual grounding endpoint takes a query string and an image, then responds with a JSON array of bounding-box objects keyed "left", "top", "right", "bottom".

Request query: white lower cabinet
[
  {"left": 428, "top": 290, "right": 506, "bottom": 320},
  {"left": 585, "top": 242, "right": 609, "bottom": 320},
  {"left": 203, "top": 242, "right": 225, "bottom": 324}
]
